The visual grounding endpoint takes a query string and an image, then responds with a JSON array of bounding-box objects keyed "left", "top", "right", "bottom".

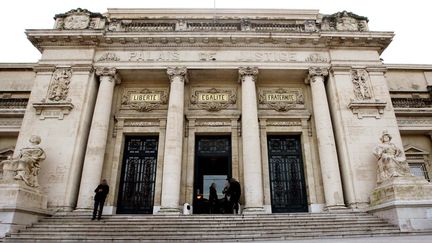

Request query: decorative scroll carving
[
  {"left": 0, "top": 135, "right": 46, "bottom": 188},
  {"left": 47, "top": 68, "right": 72, "bottom": 102},
  {"left": 322, "top": 11, "right": 369, "bottom": 31},
  {"left": 373, "top": 130, "right": 413, "bottom": 184},
  {"left": 238, "top": 67, "right": 259, "bottom": 82},
  {"left": 190, "top": 87, "right": 237, "bottom": 112},
  {"left": 258, "top": 88, "right": 304, "bottom": 112},
  {"left": 121, "top": 88, "right": 168, "bottom": 112},
  {"left": 167, "top": 67, "right": 188, "bottom": 83},
  {"left": 54, "top": 8, "right": 105, "bottom": 30},
  {"left": 97, "top": 52, "right": 120, "bottom": 62},
  {"left": 305, "top": 53, "right": 328, "bottom": 63},
  {"left": 308, "top": 67, "right": 328, "bottom": 81},
  {"left": 351, "top": 69, "right": 372, "bottom": 100}
]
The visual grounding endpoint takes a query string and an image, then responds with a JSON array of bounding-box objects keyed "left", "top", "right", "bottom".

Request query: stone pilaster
[
  {"left": 239, "top": 67, "right": 265, "bottom": 213},
  {"left": 159, "top": 67, "right": 187, "bottom": 214},
  {"left": 307, "top": 67, "right": 345, "bottom": 210},
  {"left": 76, "top": 67, "right": 119, "bottom": 209}
]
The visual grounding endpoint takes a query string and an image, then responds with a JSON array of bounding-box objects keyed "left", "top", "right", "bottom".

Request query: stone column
[
  {"left": 239, "top": 67, "right": 265, "bottom": 213},
  {"left": 307, "top": 67, "right": 345, "bottom": 210},
  {"left": 159, "top": 67, "right": 187, "bottom": 214},
  {"left": 76, "top": 67, "right": 119, "bottom": 210}
]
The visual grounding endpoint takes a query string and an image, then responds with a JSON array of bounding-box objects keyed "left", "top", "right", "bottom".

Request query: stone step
[
  {"left": 28, "top": 222, "right": 395, "bottom": 231},
  {"left": 7, "top": 231, "right": 402, "bottom": 241}
]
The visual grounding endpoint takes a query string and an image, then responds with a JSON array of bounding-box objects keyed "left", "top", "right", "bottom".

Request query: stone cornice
[{"left": 26, "top": 29, "right": 394, "bottom": 54}]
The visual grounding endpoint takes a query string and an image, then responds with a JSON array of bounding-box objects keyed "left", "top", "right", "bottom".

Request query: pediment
[{"left": 404, "top": 144, "right": 429, "bottom": 155}]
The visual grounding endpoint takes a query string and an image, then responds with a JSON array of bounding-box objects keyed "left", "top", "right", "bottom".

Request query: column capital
[
  {"left": 238, "top": 67, "right": 259, "bottom": 83},
  {"left": 95, "top": 67, "right": 121, "bottom": 83},
  {"left": 167, "top": 66, "right": 188, "bottom": 83},
  {"left": 307, "top": 67, "right": 329, "bottom": 83}
]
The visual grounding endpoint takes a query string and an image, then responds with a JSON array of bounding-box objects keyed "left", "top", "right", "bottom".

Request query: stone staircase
[{"left": 3, "top": 212, "right": 404, "bottom": 242}]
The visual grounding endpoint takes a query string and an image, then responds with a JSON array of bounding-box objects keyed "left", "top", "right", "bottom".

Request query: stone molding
[
  {"left": 190, "top": 87, "right": 237, "bottom": 112},
  {"left": 166, "top": 67, "right": 188, "bottom": 83},
  {"left": 238, "top": 67, "right": 258, "bottom": 82}
]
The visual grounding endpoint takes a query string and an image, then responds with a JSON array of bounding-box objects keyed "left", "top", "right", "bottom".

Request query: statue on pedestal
[
  {"left": 373, "top": 130, "right": 412, "bottom": 184},
  {"left": 0, "top": 135, "right": 46, "bottom": 187}
]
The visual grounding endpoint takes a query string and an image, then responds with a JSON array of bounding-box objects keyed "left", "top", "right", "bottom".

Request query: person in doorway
[
  {"left": 92, "top": 179, "right": 109, "bottom": 220},
  {"left": 228, "top": 178, "right": 241, "bottom": 214},
  {"left": 209, "top": 182, "right": 218, "bottom": 214},
  {"left": 222, "top": 177, "right": 231, "bottom": 214}
]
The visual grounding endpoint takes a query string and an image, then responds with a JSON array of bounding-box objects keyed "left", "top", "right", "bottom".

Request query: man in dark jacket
[
  {"left": 92, "top": 179, "right": 109, "bottom": 220},
  {"left": 227, "top": 177, "right": 241, "bottom": 214}
]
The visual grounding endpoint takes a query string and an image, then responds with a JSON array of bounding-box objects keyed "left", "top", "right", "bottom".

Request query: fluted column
[
  {"left": 76, "top": 67, "right": 119, "bottom": 209},
  {"left": 239, "top": 67, "right": 265, "bottom": 213},
  {"left": 307, "top": 67, "right": 345, "bottom": 210},
  {"left": 159, "top": 67, "right": 187, "bottom": 214}
]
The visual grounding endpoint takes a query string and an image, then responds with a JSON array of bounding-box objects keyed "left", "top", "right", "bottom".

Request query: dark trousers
[{"left": 92, "top": 199, "right": 105, "bottom": 219}]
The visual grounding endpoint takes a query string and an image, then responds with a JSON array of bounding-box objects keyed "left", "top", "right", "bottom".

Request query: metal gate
[
  {"left": 267, "top": 135, "right": 308, "bottom": 213},
  {"left": 117, "top": 136, "right": 158, "bottom": 214}
]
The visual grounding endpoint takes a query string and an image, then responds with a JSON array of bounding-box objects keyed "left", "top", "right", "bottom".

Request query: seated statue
[
  {"left": 373, "top": 130, "right": 412, "bottom": 184},
  {"left": 0, "top": 135, "right": 46, "bottom": 187}
]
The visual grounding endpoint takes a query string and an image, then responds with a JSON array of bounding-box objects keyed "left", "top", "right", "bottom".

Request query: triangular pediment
[{"left": 404, "top": 144, "right": 429, "bottom": 155}]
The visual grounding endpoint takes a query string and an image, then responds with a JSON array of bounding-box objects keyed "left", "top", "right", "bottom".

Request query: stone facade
[{"left": 0, "top": 8, "right": 432, "bottom": 236}]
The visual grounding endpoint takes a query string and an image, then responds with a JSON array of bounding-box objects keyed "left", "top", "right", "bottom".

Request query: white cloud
[{"left": 0, "top": 0, "right": 430, "bottom": 64}]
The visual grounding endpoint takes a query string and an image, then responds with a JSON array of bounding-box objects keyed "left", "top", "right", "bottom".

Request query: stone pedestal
[
  {"left": 368, "top": 177, "right": 432, "bottom": 231},
  {"left": 0, "top": 183, "right": 50, "bottom": 238}
]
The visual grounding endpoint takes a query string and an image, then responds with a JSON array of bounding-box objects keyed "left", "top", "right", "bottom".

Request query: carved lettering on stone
[
  {"left": 190, "top": 88, "right": 237, "bottom": 111},
  {"left": 121, "top": 88, "right": 168, "bottom": 112},
  {"left": 351, "top": 69, "right": 372, "bottom": 100},
  {"left": 258, "top": 88, "right": 304, "bottom": 112},
  {"left": 47, "top": 68, "right": 72, "bottom": 102}
]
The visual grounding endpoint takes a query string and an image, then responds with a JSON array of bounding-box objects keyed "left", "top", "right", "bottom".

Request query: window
[{"left": 409, "top": 163, "right": 430, "bottom": 182}]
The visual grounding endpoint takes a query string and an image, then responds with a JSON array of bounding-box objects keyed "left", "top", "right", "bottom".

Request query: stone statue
[
  {"left": 0, "top": 135, "right": 46, "bottom": 187},
  {"left": 373, "top": 130, "right": 412, "bottom": 184}
]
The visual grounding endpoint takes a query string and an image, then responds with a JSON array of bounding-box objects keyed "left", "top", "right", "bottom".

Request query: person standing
[
  {"left": 92, "top": 179, "right": 109, "bottom": 220},
  {"left": 209, "top": 182, "right": 218, "bottom": 214},
  {"left": 229, "top": 178, "right": 241, "bottom": 214}
]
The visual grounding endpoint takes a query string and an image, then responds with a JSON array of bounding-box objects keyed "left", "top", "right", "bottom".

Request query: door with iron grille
[
  {"left": 267, "top": 135, "right": 308, "bottom": 213},
  {"left": 117, "top": 136, "right": 158, "bottom": 214}
]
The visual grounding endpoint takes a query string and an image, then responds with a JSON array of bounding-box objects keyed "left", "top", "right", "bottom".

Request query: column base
[
  {"left": 242, "top": 207, "right": 266, "bottom": 214},
  {"left": 157, "top": 207, "right": 181, "bottom": 215}
]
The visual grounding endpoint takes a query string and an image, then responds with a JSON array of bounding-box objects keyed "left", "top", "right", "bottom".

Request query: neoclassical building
[{"left": 0, "top": 8, "right": 431, "bottom": 235}]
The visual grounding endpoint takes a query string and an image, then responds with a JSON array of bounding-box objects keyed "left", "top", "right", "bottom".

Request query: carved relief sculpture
[
  {"left": 373, "top": 130, "right": 412, "bottom": 184},
  {"left": 321, "top": 11, "right": 369, "bottom": 31},
  {"left": 97, "top": 52, "right": 120, "bottom": 62},
  {"left": 47, "top": 68, "right": 72, "bottom": 102},
  {"left": 351, "top": 69, "right": 372, "bottom": 100},
  {"left": 54, "top": 8, "right": 106, "bottom": 30},
  {"left": 0, "top": 135, "right": 46, "bottom": 188}
]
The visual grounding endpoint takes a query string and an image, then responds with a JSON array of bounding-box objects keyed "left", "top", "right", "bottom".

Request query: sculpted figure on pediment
[
  {"left": 322, "top": 10, "right": 369, "bottom": 31},
  {"left": 54, "top": 8, "right": 105, "bottom": 30}
]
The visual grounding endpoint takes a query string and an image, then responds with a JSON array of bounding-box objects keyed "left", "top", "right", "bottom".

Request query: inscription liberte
[
  {"left": 130, "top": 93, "right": 161, "bottom": 102},
  {"left": 127, "top": 51, "right": 299, "bottom": 62}
]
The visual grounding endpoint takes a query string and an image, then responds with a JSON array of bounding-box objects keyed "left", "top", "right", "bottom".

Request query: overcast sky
[{"left": 0, "top": 0, "right": 430, "bottom": 64}]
